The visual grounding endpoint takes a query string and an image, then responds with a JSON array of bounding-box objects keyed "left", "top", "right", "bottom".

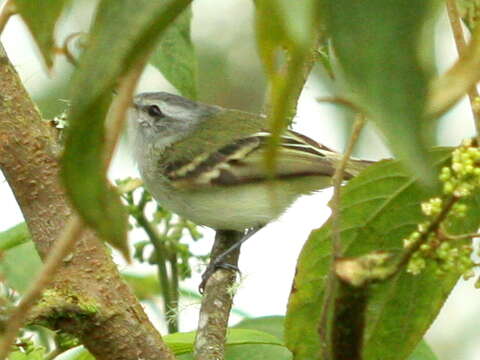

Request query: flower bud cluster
[
  {"left": 404, "top": 140, "right": 480, "bottom": 277},
  {"left": 441, "top": 139, "right": 480, "bottom": 197}
]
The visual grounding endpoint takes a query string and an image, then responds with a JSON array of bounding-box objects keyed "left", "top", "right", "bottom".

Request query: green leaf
[
  {"left": 55, "top": 341, "right": 288, "bottom": 360},
  {"left": 285, "top": 149, "right": 480, "bottom": 360},
  {"left": 224, "top": 344, "right": 291, "bottom": 360},
  {"left": 0, "top": 241, "right": 42, "bottom": 293},
  {"left": 255, "top": 0, "right": 319, "bottom": 68},
  {"left": 321, "top": 0, "right": 437, "bottom": 181},
  {"left": 62, "top": 0, "right": 193, "bottom": 258},
  {"left": 150, "top": 6, "right": 197, "bottom": 99},
  {"left": 177, "top": 345, "right": 292, "bottom": 360},
  {"left": 164, "top": 328, "right": 284, "bottom": 355},
  {"left": 0, "top": 222, "right": 30, "bottom": 251},
  {"left": 13, "top": 0, "right": 70, "bottom": 68},
  {"left": 408, "top": 340, "right": 438, "bottom": 360},
  {"left": 8, "top": 348, "right": 45, "bottom": 360},
  {"left": 234, "top": 316, "right": 285, "bottom": 341}
]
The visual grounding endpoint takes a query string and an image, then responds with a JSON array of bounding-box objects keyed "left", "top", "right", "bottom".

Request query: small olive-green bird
[
  {"left": 129, "top": 92, "right": 372, "bottom": 287},
  {"left": 129, "top": 92, "right": 371, "bottom": 232}
]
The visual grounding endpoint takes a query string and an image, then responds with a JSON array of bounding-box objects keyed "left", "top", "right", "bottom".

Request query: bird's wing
[{"left": 165, "top": 130, "right": 369, "bottom": 189}]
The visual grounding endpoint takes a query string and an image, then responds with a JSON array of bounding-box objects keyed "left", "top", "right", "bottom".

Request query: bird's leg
[{"left": 199, "top": 227, "right": 263, "bottom": 293}]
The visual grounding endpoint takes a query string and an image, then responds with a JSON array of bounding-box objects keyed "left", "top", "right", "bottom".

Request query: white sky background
[{"left": 1, "top": 1, "right": 480, "bottom": 359}]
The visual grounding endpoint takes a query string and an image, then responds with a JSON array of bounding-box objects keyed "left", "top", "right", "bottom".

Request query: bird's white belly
[
  {"left": 143, "top": 173, "right": 330, "bottom": 231},
  {"left": 154, "top": 184, "right": 288, "bottom": 230}
]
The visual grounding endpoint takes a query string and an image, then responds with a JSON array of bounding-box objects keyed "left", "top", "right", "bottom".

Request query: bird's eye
[{"left": 147, "top": 104, "right": 164, "bottom": 118}]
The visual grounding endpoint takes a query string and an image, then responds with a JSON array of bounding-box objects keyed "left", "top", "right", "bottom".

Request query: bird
[{"left": 128, "top": 92, "right": 373, "bottom": 289}]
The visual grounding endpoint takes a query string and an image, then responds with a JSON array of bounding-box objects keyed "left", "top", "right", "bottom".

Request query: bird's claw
[{"left": 198, "top": 261, "right": 241, "bottom": 294}]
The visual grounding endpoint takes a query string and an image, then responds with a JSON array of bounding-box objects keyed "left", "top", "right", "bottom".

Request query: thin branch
[
  {"left": 331, "top": 113, "right": 366, "bottom": 255},
  {"left": 104, "top": 59, "right": 146, "bottom": 165},
  {"left": 133, "top": 189, "right": 178, "bottom": 333},
  {"left": 0, "top": 217, "right": 83, "bottom": 360},
  {"left": 169, "top": 253, "right": 180, "bottom": 328},
  {"left": 0, "top": 0, "right": 16, "bottom": 34},
  {"left": 445, "top": 0, "right": 480, "bottom": 139},
  {"left": 334, "top": 196, "right": 460, "bottom": 288},
  {"left": 194, "top": 230, "right": 242, "bottom": 360},
  {"left": 133, "top": 209, "right": 177, "bottom": 333},
  {"left": 444, "top": 232, "right": 480, "bottom": 240},
  {"left": 447, "top": 0, "right": 468, "bottom": 53},
  {"left": 388, "top": 196, "right": 458, "bottom": 280},
  {"left": 54, "top": 32, "right": 85, "bottom": 67},
  {"left": 318, "top": 113, "right": 366, "bottom": 359},
  {"left": 316, "top": 97, "right": 363, "bottom": 114}
]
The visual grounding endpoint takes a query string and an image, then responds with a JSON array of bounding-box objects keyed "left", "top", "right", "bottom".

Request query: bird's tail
[{"left": 344, "top": 158, "right": 375, "bottom": 178}]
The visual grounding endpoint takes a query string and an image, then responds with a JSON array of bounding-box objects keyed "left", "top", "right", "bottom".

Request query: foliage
[
  {"left": 119, "top": 178, "right": 203, "bottom": 333},
  {"left": 285, "top": 149, "right": 480, "bottom": 360},
  {"left": 12, "top": 0, "right": 70, "bottom": 68},
  {"left": 150, "top": 6, "right": 197, "bottom": 99}
]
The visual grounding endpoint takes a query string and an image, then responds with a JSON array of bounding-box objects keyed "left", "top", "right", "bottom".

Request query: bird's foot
[{"left": 199, "top": 261, "right": 241, "bottom": 294}]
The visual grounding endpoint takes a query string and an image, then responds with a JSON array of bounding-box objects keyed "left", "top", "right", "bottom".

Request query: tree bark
[{"left": 0, "top": 43, "right": 174, "bottom": 360}]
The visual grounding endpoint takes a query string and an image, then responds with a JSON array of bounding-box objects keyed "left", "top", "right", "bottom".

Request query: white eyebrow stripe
[
  {"left": 248, "top": 131, "right": 330, "bottom": 156},
  {"left": 282, "top": 143, "right": 327, "bottom": 157},
  {"left": 282, "top": 143, "right": 322, "bottom": 150},
  {"left": 250, "top": 131, "right": 271, "bottom": 137}
]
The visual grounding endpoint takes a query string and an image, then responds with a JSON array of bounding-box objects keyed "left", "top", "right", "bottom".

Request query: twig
[
  {"left": 446, "top": 0, "right": 480, "bottom": 140},
  {"left": 0, "top": 217, "right": 83, "bottom": 360},
  {"left": 54, "top": 32, "right": 85, "bottom": 67},
  {"left": 169, "top": 253, "right": 180, "bottom": 328},
  {"left": 389, "top": 196, "right": 458, "bottom": 280},
  {"left": 194, "top": 230, "right": 242, "bottom": 360},
  {"left": 444, "top": 232, "right": 480, "bottom": 240},
  {"left": 104, "top": 59, "right": 146, "bottom": 165},
  {"left": 316, "top": 97, "right": 363, "bottom": 114},
  {"left": 332, "top": 197, "right": 460, "bottom": 288},
  {"left": 318, "top": 113, "right": 366, "bottom": 359},
  {"left": 0, "top": 0, "right": 16, "bottom": 34},
  {"left": 133, "top": 202, "right": 177, "bottom": 333},
  {"left": 331, "top": 113, "right": 366, "bottom": 255}
]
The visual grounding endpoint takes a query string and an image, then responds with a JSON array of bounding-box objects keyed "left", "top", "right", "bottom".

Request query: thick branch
[
  {"left": 0, "top": 43, "right": 174, "bottom": 360},
  {"left": 194, "top": 230, "right": 242, "bottom": 360},
  {"left": 318, "top": 114, "right": 365, "bottom": 359},
  {"left": 0, "top": 217, "right": 83, "bottom": 359}
]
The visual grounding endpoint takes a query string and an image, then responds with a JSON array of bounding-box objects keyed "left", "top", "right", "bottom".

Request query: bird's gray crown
[
  {"left": 134, "top": 92, "right": 201, "bottom": 111},
  {"left": 129, "top": 92, "right": 220, "bottom": 155}
]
